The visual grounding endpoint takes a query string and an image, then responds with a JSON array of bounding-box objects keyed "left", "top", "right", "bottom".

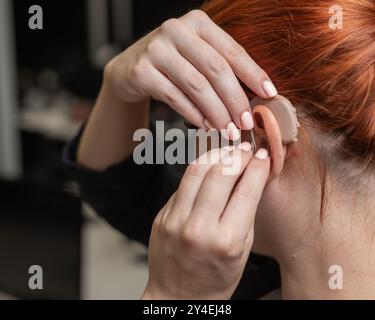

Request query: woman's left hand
[{"left": 142, "top": 144, "right": 270, "bottom": 300}]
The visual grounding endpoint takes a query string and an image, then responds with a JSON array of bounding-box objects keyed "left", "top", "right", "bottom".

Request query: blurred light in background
[{"left": 0, "top": 0, "right": 202, "bottom": 300}]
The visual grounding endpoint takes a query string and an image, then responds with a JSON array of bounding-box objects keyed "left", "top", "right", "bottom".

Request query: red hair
[{"left": 202, "top": 0, "right": 375, "bottom": 171}]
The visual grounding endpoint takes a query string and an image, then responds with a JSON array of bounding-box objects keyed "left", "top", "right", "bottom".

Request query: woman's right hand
[{"left": 105, "top": 9, "right": 278, "bottom": 140}]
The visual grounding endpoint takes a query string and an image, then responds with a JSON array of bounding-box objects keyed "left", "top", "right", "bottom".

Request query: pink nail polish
[
  {"left": 227, "top": 122, "right": 241, "bottom": 141},
  {"left": 238, "top": 142, "right": 252, "bottom": 152},
  {"left": 262, "top": 81, "right": 278, "bottom": 98},
  {"left": 255, "top": 148, "right": 269, "bottom": 160},
  {"left": 241, "top": 111, "right": 255, "bottom": 130},
  {"left": 221, "top": 129, "right": 230, "bottom": 141}
]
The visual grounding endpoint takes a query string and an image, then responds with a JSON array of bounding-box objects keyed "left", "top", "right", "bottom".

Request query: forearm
[{"left": 77, "top": 71, "right": 150, "bottom": 171}]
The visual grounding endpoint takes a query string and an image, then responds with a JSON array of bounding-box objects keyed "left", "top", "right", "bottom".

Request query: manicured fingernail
[
  {"left": 241, "top": 111, "right": 255, "bottom": 130},
  {"left": 221, "top": 129, "right": 230, "bottom": 140},
  {"left": 227, "top": 122, "right": 241, "bottom": 141},
  {"left": 262, "top": 80, "right": 278, "bottom": 98},
  {"left": 224, "top": 145, "right": 236, "bottom": 152},
  {"left": 255, "top": 148, "right": 269, "bottom": 160},
  {"left": 204, "top": 119, "right": 214, "bottom": 130},
  {"left": 238, "top": 142, "right": 252, "bottom": 152}
]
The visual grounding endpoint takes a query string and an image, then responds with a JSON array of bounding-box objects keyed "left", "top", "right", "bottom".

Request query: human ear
[
  {"left": 253, "top": 105, "right": 285, "bottom": 180},
  {"left": 251, "top": 95, "right": 299, "bottom": 181}
]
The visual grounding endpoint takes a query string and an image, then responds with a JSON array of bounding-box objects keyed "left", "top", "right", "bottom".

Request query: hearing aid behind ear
[{"left": 250, "top": 95, "right": 299, "bottom": 145}]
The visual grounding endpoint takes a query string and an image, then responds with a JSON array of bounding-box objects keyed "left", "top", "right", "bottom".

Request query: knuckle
[
  {"left": 227, "top": 94, "right": 249, "bottom": 111},
  {"left": 227, "top": 43, "right": 247, "bottom": 60},
  {"left": 185, "top": 102, "right": 200, "bottom": 118},
  {"left": 206, "top": 56, "right": 228, "bottom": 76},
  {"left": 212, "top": 242, "right": 230, "bottom": 258},
  {"left": 235, "top": 185, "right": 260, "bottom": 202},
  {"left": 131, "top": 58, "right": 148, "bottom": 81},
  {"left": 211, "top": 235, "right": 241, "bottom": 260},
  {"left": 160, "top": 18, "right": 181, "bottom": 34},
  {"left": 104, "top": 58, "right": 116, "bottom": 79},
  {"left": 186, "top": 72, "right": 208, "bottom": 92},
  {"left": 153, "top": 213, "right": 163, "bottom": 230},
  {"left": 188, "top": 9, "right": 208, "bottom": 21},
  {"left": 145, "top": 39, "right": 163, "bottom": 54},
  {"left": 186, "top": 163, "right": 207, "bottom": 177},
  {"left": 163, "top": 221, "right": 178, "bottom": 238},
  {"left": 226, "top": 245, "right": 245, "bottom": 260},
  {"left": 210, "top": 163, "right": 227, "bottom": 177},
  {"left": 162, "top": 87, "right": 180, "bottom": 106},
  {"left": 181, "top": 223, "right": 203, "bottom": 247}
]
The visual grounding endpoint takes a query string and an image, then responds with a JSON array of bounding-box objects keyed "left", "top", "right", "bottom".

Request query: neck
[
  {"left": 277, "top": 190, "right": 375, "bottom": 299},
  {"left": 279, "top": 240, "right": 375, "bottom": 299}
]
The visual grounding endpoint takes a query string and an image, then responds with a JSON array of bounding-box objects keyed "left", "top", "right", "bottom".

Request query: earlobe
[{"left": 253, "top": 105, "right": 286, "bottom": 181}]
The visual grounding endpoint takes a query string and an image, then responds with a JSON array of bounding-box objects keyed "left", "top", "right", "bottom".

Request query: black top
[{"left": 63, "top": 124, "right": 281, "bottom": 299}]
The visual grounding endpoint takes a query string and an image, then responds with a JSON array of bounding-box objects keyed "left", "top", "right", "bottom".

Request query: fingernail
[
  {"left": 221, "top": 129, "right": 230, "bottom": 141},
  {"left": 262, "top": 80, "right": 278, "bottom": 98},
  {"left": 204, "top": 119, "right": 214, "bottom": 130},
  {"left": 238, "top": 142, "right": 252, "bottom": 152},
  {"left": 224, "top": 145, "right": 236, "bottom": 152},
  {"left": 255, "top": 148, "right": 269, "bottom": 160},
  {"left": 227, "top": 122, "right": 241, "bottom": 141},
  {"left": 241, "top": 111, "right": 255, "bottom": 130}
]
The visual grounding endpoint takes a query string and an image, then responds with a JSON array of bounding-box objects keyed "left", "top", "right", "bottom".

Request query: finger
[
  {"left": 160, "top": 20, "right": 254, "bottom": 131},
  {"left": 151, "top": 42, "right": 238, "bottom": 140},
  {"left": 157, "top": 191, "right": 178, "bottom": 237},
  {"left": 188, "top": 143, "right": 253, "bottom": 225},
  {"left": 167, "top": 146, "right": 236, "bottom": 223},
  {"left": 180, "top": 10, "right": 278, "bottom": 99},
  {"left": 221, "top": 148, "right": 271, "bottom": 241},
  {"left": 159, "top": 191, "right": 178, "bottom": 221},
  {"left": 140, "top": 62, "right": 206, "bottom": 128}
]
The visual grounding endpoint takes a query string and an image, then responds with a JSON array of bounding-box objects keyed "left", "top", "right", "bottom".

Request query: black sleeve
[{"left": 63, "top": 125, "right": 186, "bottom": 246}]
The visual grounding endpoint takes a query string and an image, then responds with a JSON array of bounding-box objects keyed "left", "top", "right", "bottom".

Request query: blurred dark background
[{"left": 0, "top": 0, "right": 202, "bottom": 300}]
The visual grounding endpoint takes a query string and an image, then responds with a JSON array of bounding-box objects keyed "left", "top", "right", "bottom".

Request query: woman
[{"left": 65, "top": 0, "right": 375, "bottom": 299}]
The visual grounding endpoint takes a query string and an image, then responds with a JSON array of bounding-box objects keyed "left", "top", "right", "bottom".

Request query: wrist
[
  {"left": 99, "top": 75, "right": 149, "bottom": 114},
  {"left": 102, "top": 62, "right": 127, "bottom": 106}
]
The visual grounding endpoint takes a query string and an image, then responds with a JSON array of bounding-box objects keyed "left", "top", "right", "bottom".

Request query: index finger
[
  {"left": 181, "top": 10, "right": 278, "bottom": 99},
  {"left": 220, "top": 148, "right": 271, "bottom": 241}
]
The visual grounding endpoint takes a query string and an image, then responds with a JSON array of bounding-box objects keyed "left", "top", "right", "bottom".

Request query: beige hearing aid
[
  {"left": 250, "top": 95, "right": 299, "bottom": 145},
  {"left": 184, "top": 94, "right": 299, "bottom": 147}
]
